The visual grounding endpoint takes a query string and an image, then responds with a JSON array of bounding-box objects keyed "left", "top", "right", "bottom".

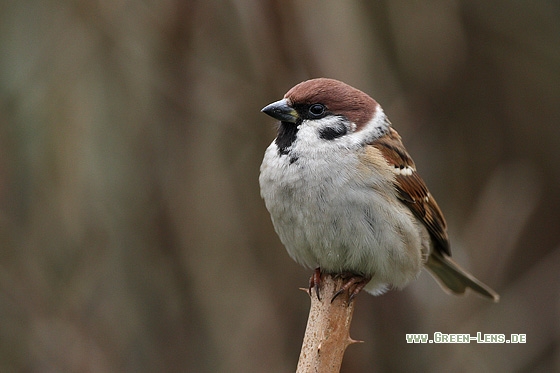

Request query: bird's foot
[
  {"left": 308, "top": 268, "right": 371, "bottom": 303},
  {"left": 331, "top": 274, "right": 371, "bottom": 303}
]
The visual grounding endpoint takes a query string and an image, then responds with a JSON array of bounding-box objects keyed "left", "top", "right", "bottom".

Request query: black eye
[{"left": 308, "top": 104, "right": 326, "bottom": 118}]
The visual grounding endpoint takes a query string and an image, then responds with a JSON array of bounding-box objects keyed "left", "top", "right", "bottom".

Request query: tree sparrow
[{"left": 259, "top": 78, "right": 499, "bottom": 302}]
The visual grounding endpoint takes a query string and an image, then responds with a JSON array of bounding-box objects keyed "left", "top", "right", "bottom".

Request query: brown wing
[{"left": 371, "top": 127, "right": 451, "bottom": 256}]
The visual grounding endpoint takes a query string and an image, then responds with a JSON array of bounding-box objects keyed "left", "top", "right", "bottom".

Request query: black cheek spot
[{"left": 319, "top": 125, "right": 347, "bottom": 140}]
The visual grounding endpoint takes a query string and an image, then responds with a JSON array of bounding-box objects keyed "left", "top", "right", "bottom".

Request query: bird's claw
[
  {"left": 308, "top": 268, "right": 322, "bottom": 301},
  {"left": 331, "top": 274, "right": 371, "bottom": 303}
]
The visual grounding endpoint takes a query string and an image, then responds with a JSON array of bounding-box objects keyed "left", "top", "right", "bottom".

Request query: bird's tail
[{"left": 425, "top": 253, "right": 499, "bottom": 302}]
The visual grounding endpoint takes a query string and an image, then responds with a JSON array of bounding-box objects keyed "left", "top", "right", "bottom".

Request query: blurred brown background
[{"left": 1, "top": 1, "right": 559, "bottom": 372}]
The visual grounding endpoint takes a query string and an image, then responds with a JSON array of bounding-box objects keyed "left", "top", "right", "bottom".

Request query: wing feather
[{"left": 370, "top": 128, "right": 451, "bottom": 256}]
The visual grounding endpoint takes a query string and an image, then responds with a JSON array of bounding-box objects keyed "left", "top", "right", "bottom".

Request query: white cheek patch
[
  {"left": 295, "top": 117, "right": 353, "bottom": 148},
  {"left": 289, "top": 107, "right": 392, "bottom": 157},
  {"left": 392, "top": 165, "right": 414, "bottom": 176}
]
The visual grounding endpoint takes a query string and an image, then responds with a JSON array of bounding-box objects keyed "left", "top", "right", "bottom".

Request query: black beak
[{"left": 261, "top": 99, "right": 299, "bottom": 123}]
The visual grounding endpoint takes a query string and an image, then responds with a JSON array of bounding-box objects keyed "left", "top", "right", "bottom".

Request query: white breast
[{"left": 259, "top": 121, "right": 428, "bottom": 295}]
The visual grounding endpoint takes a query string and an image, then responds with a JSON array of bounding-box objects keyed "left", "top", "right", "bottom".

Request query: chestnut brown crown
[{"left": 284, "top": 78, "right": 379, "bottom": 131}]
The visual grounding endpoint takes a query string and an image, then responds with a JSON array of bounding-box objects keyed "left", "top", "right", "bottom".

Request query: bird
[{"left": 259, "top": 78, "right": 499, "bottom": 302}]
